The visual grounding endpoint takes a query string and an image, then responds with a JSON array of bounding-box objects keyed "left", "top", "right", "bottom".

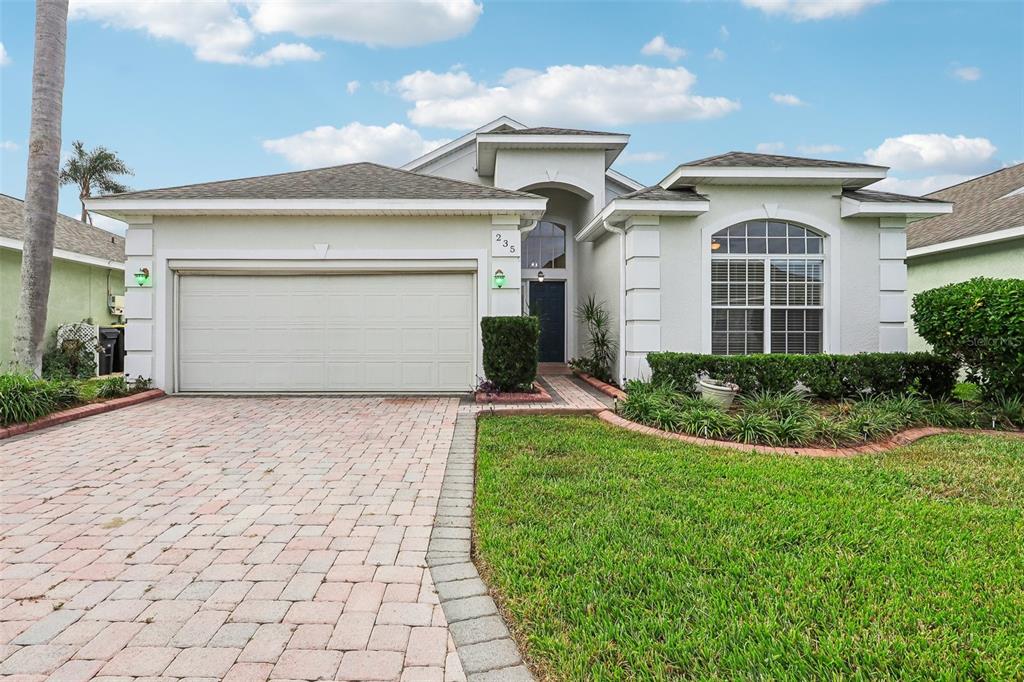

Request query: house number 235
[{"left": 492, "top": 231, "right": 518, "bottom": 256}]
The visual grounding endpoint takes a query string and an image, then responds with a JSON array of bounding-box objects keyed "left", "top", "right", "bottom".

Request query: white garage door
[{"left": 177, "top": 272, "right": 475, "bottom": 392}]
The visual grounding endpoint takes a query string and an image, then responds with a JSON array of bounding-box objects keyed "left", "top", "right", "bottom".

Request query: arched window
[
  {"left": 710, "top": 221, "right": 825, "bottom": 355},
  {"left": 522, "top": 221, "right": 566, "bottom": 269}
]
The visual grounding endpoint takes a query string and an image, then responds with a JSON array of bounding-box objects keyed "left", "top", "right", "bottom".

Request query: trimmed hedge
[
  {"left": 913, "top": 277, "right": 1024, "bottom": 396},
  {"left": 646, "top": 352, "right": 958, "bottom": 399},
  {"left": 481, "top": 316, "right": 540, "bottom": 391}
]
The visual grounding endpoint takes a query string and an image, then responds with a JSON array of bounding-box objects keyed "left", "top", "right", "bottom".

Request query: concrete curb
[
  {"left": 0, "top": 389, "right": 166, "bottom": 440},
  {"left": 598, "top": 409, "right": 1024, "bottom": 458},
  {"left": 427, "top": 412, "right": 535, "bottom": 682}
]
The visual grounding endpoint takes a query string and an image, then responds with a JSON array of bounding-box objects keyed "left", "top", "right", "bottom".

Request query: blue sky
[{"left": 1, "top": 0, "right": 1021, "bottom": 233}]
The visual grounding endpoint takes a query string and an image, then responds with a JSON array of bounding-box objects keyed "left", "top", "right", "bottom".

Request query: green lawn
[{"left": 474, "top": 415, "right": 1024, "bottom": 680}]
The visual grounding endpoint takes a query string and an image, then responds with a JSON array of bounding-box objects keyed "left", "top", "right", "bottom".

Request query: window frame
[{"left": 708, "top": 220, "right": 827, "bottom": 355}]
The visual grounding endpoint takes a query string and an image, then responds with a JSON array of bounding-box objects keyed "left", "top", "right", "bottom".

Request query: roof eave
[
  {"left": 576, "top": 198, "right": 710, "bottom": 242},
  {"left": 907, "top": 225, "right": 1024, "bottom": 258},
  {"left": 660, "top": 165, "right": 888, "bottom": 189},
  {"left": 476, "top": 133, "right": 630, "bottom": 175},
  {"left": 85, "top": 197, "right": 548, "bottom": 221},
  {"left": 840, "top": 197, "right": 953, "bottom": 219}
]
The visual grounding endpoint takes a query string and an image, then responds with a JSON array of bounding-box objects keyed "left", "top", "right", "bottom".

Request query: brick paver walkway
[{"left": 1, "top": 396, "right": 465, "bottom": 681}]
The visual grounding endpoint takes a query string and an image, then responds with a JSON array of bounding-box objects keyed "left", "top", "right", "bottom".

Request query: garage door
[{"left": 177, "top": 272, "right": 475, "bottom": 392}]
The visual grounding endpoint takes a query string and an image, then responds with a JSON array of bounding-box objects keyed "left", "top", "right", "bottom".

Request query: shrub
[
  {"left": 912, "top": 277, "right": 1024, "bottom": 396},
  {"left": 733, "top": 413, "right": 778, "bottom": 445},
  {"left": 647, "top": 352, "right": 957, "bottom": 399},
  {"left": 95, "top": 376, "right": 131, "bottom": 399},
  {"left": 678, "top": 407, "right": 735, "bottom": 440},
  {"left": 481, "top": 316, "right": 540, "bottom": 392},
  {"left": 0, "top": 374, "right": 82, "bottom": 427},
  {"left": 738, "top": 390, "right": 812, "bottom": 421},
  {"left": 570, "top": 295, "right": 617, "bottom": 384},
  {"left": 42, "top": 334, "right": 96, "bottom": 380},
  {"left": 807, "top": 415, "right": 860, "bottom": 447}
]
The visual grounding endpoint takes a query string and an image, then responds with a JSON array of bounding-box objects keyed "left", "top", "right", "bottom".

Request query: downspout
[{"left": 602, "top": 220, "right": 627, "bottom": 385}]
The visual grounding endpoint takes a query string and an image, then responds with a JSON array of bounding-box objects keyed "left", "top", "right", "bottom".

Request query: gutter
[
  {"left": 601, "top": 219, "right": 628, "bottom": 385},
  {"left": 906, "top": 225, "right": 1024, "bottom": 259}
]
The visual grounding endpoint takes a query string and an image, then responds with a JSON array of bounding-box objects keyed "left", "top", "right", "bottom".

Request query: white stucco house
[{"left": 87, "top": 116, "right": 952, "bottom": 394}]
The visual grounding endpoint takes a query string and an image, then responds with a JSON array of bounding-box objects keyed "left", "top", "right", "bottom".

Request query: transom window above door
[
  {"left": 710, "top": 220, "right": 825, "bottom": 355},
  {"left": 522, "top": 221, "right": 566, "bottom": 269}
]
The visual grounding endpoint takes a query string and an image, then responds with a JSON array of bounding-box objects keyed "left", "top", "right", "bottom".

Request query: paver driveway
[{"left": 0, "top": 396, "right": 465, "bottom": 681}]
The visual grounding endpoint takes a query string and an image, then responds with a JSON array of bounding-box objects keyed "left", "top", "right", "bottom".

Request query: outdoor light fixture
[
  {"left": 133, "top": 267, "right": 151, "bottom": 287},
  {"left": 537, "top": 271, "right": 545, "bottom": 282},
  {"left": 493, "top": 269, "right": 507, "bottom": 288},
  {"left": 710, "top": 239, "right": 722, "bottom": 251}
]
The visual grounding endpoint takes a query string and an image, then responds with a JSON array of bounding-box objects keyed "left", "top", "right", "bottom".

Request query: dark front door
[{"left": 528, "top": 281, "right": 565, "bottom": 362}]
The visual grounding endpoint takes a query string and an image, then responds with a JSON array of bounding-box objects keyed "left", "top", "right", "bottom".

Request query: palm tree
[
  {"left": 12, "top": 0, "right": 69, "bottom": 373},
  {"left": 60, "top": 140, "right": 133, "bottom": 223}
]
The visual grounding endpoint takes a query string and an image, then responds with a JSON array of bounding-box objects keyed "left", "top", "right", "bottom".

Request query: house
[
  {"left": 906, "top": 164, "right": 1024, "bottom": 350},
  {"left": 0, "top": 193, "right": 125, "bottom": 369},
  {"left": 86, "top": 116, "right": 952, "bottom": 394}
]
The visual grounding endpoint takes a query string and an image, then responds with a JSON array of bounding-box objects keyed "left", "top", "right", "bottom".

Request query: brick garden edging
[
  {"left": 0, "top": 389, "right": 166, "bottom": 440},
  {"left": 598, "top": 409, "right": 1024, "bottom": 458},
  {"left": 572, "top": 371, "right": 627, "bottom": 401},
  {"left": 427, "top": 412, "right": 535, "bottom": 682}
]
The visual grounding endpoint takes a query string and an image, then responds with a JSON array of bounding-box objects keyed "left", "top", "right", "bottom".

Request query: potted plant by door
[{"left": 698, "top": 377, "right": 740, "bottom": 408}]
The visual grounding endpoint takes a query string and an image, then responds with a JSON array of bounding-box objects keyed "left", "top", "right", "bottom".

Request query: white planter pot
[{"left": 698, "top": 379, "right": 739, "bottom": 408}]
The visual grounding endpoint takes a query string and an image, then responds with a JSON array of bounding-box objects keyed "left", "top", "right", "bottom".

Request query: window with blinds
[{"left": 710, "top": 221, "right": 825, "bottom": 355}]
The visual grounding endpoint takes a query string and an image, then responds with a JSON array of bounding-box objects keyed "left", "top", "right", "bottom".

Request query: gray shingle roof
[
  {"left": 618, "top": 186, "right": 708, "bottom": 202},
  {"left": 0, "top": 194, "right": 124, "bottom": 263},
  {"left": 907, "top": 164, "right": 1024, "bottom": 249},
  {"left": 96, "top": 162, "right": 543, "bottom": 202},
  {"left": 842, "top": 189, "right": 949, "bottom": 204},
  {"left": 485, "top": 126, "right": 625, "bottom": 137},
  {"left": 682, "top": 151, "right": 886, "bottom": 169}
]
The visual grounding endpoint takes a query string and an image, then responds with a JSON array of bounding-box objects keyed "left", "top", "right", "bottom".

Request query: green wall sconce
[
  {"left": 493, "top": 269, "right": 507, "bottom": 288},
  {"left": 134, "top": 267, "right": 151, "bottom": 287}
]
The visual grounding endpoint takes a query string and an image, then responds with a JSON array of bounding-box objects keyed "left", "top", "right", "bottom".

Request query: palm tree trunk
[{"left": 11, "top": 0, "right": 69, "bottom": 373}]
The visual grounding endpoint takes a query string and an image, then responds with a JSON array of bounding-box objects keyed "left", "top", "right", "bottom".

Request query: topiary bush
[
  {"left": 646, "top": 352, "right": 957, "bottom": 399},
  {"left": 481, "top": 316, "right": 540, "bottom": 392},
  {"left": 912, "top": 277, "right": 1024, "bottom": 396}
]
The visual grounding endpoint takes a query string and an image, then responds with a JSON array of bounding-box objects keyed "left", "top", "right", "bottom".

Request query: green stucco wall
[
  {"left": 0, "top": 247, "right": 125, "bottom": 369},
  {"left": 907, "top": 237, "right": 1024, "bottom": 350}
]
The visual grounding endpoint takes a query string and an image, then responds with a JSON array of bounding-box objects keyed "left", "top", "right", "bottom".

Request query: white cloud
[
  {"left": 248, "top": 0, "right": 482, "bottom": 48},
  {"left": 620, "top": 151, "right": 666, "bottom": 163},
  {"left": 249, "top": 42, "right": 321, "bottom": 67},
  {"left": 68, "top": 0, "right": 319, "bottom": 66},
  {"left": 69, "top": 0, "right": 480, "bottom": 65},
  {"left": 863, "top": 133, "right": 997, "bottom": 173},
  {"left": 398, "top": 64, "right": 740, "bottom": 130},
  {"left": 756, "top": 142, "right": 785, "bottom": 153},
  {"left": 770, "top": 92, "right": 804, "bottom": 106},
  {"left": 871, "top": 174, "right": 976, "bottom": 197},
  {"left": 741, "top": 0, "right": 883, "bottom": 21},
  {"left": 952, "top": 65, "right": 982, "bottom": 81},
  {"left": 396, "top": 70, "right": 479, "bottom": 101},
  {"left": 719, "top": 25, "right": 730, "bottom": 40},
  {"left": 641, "top": 35, "right": 686, "bottom": 62},
  {"left": 262, "top": 122, "right": 450, "bottom": 168},
  {"left": 796, "top": 143, "right": 843, "bottom": 154},
  {"left": 0, "top": 140, "right": 17, "bottom": 151},
  {"left": 0, "top": 43, "right": 10, "bottom": 66},
  {"left": 346, "top": 80, "right": 361, "bottom": 95},
  {"left": 708, "top": 47, "right": 727, "bottom": 61}
]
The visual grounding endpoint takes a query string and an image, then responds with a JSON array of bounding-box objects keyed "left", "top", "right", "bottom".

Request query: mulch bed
[{"left": 475, "top": 382, "right": 553, "bottom": 404}]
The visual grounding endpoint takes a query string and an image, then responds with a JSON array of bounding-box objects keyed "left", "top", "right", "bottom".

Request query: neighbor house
[
  {"left": 906, "top": 164, "right": 1024, "bottom": 350},
  {"left": 86, "top": 116, "right": 952, "bottom": 394},
  {"left": 0, "top": 193, "right": 125, "bottom": 369}
]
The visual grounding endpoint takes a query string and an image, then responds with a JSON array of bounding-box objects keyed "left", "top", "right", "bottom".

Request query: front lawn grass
[{"left": 474, "top": 415, "right": 1024, "bottom": 680}]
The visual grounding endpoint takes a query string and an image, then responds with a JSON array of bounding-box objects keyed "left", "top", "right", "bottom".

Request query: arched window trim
[{"left": 709, "top": 220, "right": 827, "bottom": 355}]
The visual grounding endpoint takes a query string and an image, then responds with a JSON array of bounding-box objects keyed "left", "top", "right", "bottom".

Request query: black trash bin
[{"left": 97, "top": 327, "right": 121, "bottom": 375}]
